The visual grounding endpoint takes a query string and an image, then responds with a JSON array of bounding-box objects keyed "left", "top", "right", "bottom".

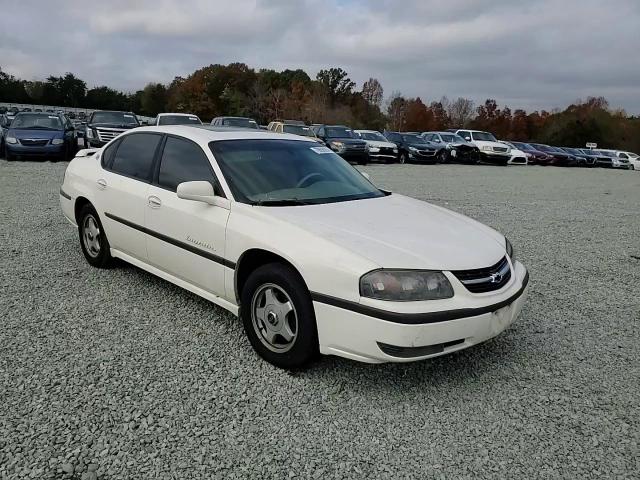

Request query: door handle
[
  {"left": 148, "top": 196, "right": 162, "bottom": 208},
  {"left": 96, "top": 179, "right": 107, "bottom": 189}
]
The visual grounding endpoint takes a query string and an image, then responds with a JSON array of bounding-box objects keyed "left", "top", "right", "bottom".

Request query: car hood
[
  {"left": 473, "top": 140, "right": 510, "bottom": 150},
  {"left": 10, "top": 128, "right": 62, "bottom": 139},
  {"left": 263, "top": 194, "right": 506, "bottom": 270},
  {"left": 87, "top": 123, "right": 138, "bottom": 129},
  {"left": 362, "top": 140, "right": 396, "bottom": 149},
  {"left": 326, "top": 137, "right": 366, "bottom": 145}
]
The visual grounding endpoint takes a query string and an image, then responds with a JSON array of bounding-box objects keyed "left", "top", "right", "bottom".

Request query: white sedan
[{"left": 60, "top": 126, "right": 529, "bottom": 368}]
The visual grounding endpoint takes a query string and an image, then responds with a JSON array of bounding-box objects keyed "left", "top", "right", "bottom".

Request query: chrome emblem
[{"left": 489, "top": 272, "right": 503, "bottom": 284}]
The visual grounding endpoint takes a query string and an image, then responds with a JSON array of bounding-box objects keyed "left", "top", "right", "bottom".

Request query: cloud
[{"left": 1, "top": 0, "right": 639, "bottom": 113}]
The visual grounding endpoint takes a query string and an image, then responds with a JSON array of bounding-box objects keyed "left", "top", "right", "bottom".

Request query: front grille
[
  {"left": 378, "top": 147, "right": 396, "bottom": 155},
  {"left": 416, "top": 150, "right": 436, "bottom": 156},
  {"left": 96, "top": 128, "right": 127, "bottom": 142},
  {"left": 345, "top": 144, "right": 366, "bottom": 152},
  {"left": 19, "top": 139, "right": 49, "bottom": 146},
  {"left": 452, "top": 256, "right": 511, "bottom": 293},
  {"left": 493, "top": 147, "right": 508, "bottom": 153},
  {"left": 511, "top": 157, "right": 527, "bottom": 164},
  {"left": 378, "top": 339, "right": 465, "bottom": 358}
]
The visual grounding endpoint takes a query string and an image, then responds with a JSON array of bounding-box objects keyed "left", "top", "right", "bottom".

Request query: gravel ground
[{"left": 1, "top": 158, "right": 639, "bottom": 479}]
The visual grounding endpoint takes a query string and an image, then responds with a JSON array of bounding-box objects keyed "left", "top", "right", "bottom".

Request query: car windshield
[
  {"left": 595, "top": 150, "right": 616, "bottom": 158},
  {"left": 91, "top": 112, "right": 139, "bottom": 125},
  {"left": 11, "top": 113, "right": 62, "bottom": 130},
  {"left": 532, "top": 144, "right": 553, "bottom": 152},
  {"left": 209, "top": 139, "right": 384, "bottom": 205},
  {"left": 471, "top": 131, "right": 498, "bottom": 142},
  {"left": 512, "top": 142, "right": 533, "bottom": 151},
  {"left": 358, "top": 131, "right": 387, "bottom": 141},
  {"left": 222, "top": 118, "right": 259, "bottom": 129},
  {"left": 158, "top": 114, "right": 201, "bottom": 125},
  {"left": 325, "top": 127, "right": 355, "bottom": 138},
  {"left": 282, "top": 124, "right": 314, "bottom": 137},
  {"left": 402, "top": 134, "right": 426, "bottom": 143},
  {"left": 440, "top": 134, "right": 464, "bottom": 143}
]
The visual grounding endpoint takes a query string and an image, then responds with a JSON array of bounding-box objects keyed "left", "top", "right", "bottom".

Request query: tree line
[{"left": 1, "top": 64, "right": 638, "bottom": 151}]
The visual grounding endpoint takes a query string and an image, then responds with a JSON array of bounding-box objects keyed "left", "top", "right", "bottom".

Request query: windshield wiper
[{"left": 252, "top": 198, "right": 314, "bottom": 206}]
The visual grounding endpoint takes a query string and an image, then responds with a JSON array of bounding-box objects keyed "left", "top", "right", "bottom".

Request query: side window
[
  {"left": 158, "top": 136, "right": 216, "bottom": 192},
  {"left": 318, "top": 127, "right": 325, "bottom": 137},
  {"left": 459, "top": 131, "right": 471, "bottom": 140},
  {"left": 276, "top": 125, "right": 283, "bottom": 133},
  {"left": 619, "top": 153, "right": 628, "bottom": 159},
  {"left": 110, "top": 133, "right": 161, "bottom": 181},
  {"left": 101, "top": 139, "right": 120, "bottom": 168}
]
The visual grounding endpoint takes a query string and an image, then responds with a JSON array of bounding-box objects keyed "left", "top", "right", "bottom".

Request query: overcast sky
[{"left": 2, "top": 0, "right": 639, "bottom": 113}]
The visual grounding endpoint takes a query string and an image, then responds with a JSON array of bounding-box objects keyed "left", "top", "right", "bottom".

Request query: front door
[{"left": 145, "top": 135, "right": 230, "bottom": 298}]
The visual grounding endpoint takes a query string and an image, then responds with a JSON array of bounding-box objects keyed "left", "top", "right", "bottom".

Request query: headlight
[
  {"left": 330, "top": 141, "right": 344, "bottom": 151},
  {"left": 6, "top": 136, "right": 18, "bottom": 144},
  {"left": 506, "top": 238, "right": 515, "bottom": 261},
  {"left": 481, "top": 146, "right": 492, "bottom": 151},
  {"left": 51, "top": 138, "right": 64, "bottom": 145},
  {"left": 409, "top": 146, "right": 418, "bottom": 153},
  {"left": 393, "top": 148, "right": 398, "bottom": 153},
  {"left": 85, "top": 128, "right": 94, "bottom": 139},
  {"left": 360, "top": 270, "right": 454, "bottom": 301}
]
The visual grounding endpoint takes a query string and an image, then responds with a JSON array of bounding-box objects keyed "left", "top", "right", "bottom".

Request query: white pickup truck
[{"left": 455, "top": 129, "right": 511, "bottom": 165}]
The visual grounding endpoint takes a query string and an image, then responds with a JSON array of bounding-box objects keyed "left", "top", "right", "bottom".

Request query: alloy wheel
[
  {"left": 251, "top": 283, "right": 298, "bottom": 353},
  {"left": 82, "top": 214, "right": 101, "bottom": 258}
]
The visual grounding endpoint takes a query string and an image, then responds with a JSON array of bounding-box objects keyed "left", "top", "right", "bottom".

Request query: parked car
[
  {"left": 454, "top": 129, "right": 511, "bottom": 165},
  {"left": 269, "top": 122, "right": 320, "bottom": 141},
  {"left": 498, "top": 141, "right": 528, "bottom": 165},
  {"left": 84, "top": 111, "right": 140, "bottom": 149},
  {"left": 59, "top": 126, "right": 529, "bottom": 368},
  {"left": 528, "top": 143, "right": 577, "bottom": 166},
  {"left": 4, "top": 112, "right": 76, "bottom": 161},
  {"left": 267, "top": 120, "right": 305, "bottom": 130},
  {"left": 421, "top": 131, "right": 480, "bottom": 164},
  {"left": 384, "top": 131, "right": 438, "bottom": 164},
  {"left": 559, "top": 147, "right": 596, "bottom": 167},
  {"left": 354, "top": 130, "right": 398, "bottom": 163},
  {"left": 77, "top": 112, "right": 87, "bottom": 121},
  {"left": 211, "top": 116, "right": 259, "bottom": 129},
  {"left": 509, "top": 142, "right": 552, "bottom": 165},
  {"left": 154, "top": 113, "right": 202, "bottom": 126},
  {"left": 612, "top": 150, "right": 639, "bottom": 170},
  {"left": 22, "top": 107, "right": 32, "bottom": 112},
  {"left": 315, "top": 125, "right": 368, "bottom": 164},
  {"left": 591, "top": 150, "right": 630, "bottom": 169},
  {"left": 7, "top": 107, "right": 19, "bottom": 121},
  {"left": 0, "top": 114, "right": 11, "bottom": 157}
]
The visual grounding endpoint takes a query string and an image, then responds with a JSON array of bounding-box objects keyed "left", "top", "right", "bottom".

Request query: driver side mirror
[
  {"left": 177, "top": 181, "right": 217, "bottom": 205},
  {"left": 464, "top": 137, "right": 471, "bottom": 141}
]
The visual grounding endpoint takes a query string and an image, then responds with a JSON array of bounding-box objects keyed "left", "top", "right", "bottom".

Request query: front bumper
[
  {"left": 480, "top": 152, "right": 510, "bottom": 165},
  {"left": 338, "top": 151, "right": 369, "bottom": 163},
  {"left": 6, "top": 143, "right": 65, "bottom": 157},
  {"left": 408, "top": 150, "right": 437, "bottom": 163},
  {"left": 314, "top": 261, "right": 529, "bottom": 363}
]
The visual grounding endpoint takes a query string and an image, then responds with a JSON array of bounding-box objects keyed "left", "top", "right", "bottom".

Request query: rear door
[
  {"left": 95, "top": 132, "right": 162, "bottom": 261},
  {"left": 145, "top": 135, "right": 231, "bottom": 297}
]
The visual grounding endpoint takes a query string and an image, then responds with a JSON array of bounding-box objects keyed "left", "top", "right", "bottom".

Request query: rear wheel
[
  {"left": 241, "top": 263, "right": 319, "bottom": 369},
  {"left": 78, "top": 204, "right": 113, "bottom": 268}
]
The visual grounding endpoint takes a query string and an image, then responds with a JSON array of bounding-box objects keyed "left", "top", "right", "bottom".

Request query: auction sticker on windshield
[{"left": 311, "top": 146, "right": 333, "bottom": 154}]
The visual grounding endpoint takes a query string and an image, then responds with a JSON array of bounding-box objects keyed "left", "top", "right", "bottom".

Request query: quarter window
[
  {"left": 110, "top": 133, "right": 161, "bottom": 181},
  {"left": 158, "top": 136, "right": 216, "bottom": 192}
]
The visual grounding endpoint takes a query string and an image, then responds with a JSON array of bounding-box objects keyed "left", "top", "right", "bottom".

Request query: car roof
[
  {"left": 128, "top": 125, "right": 318, "bottom": 144},
  {"left": 158, "top": 112, "right": 199, "bottom": 117},
  {"left": 354, "top": 129, "right": 381, "bottom": 133}
]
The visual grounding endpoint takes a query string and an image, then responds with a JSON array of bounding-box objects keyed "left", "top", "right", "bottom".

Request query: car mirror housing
[{"left": 177, "top": 181, "right": 217, "bottom": 205}]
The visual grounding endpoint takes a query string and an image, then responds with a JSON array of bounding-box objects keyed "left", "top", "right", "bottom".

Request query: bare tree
[
  {"left": 386, "top": 91, "right": 407, "bottom": 131},
  {"left": 361, "top": 78, "right": 384, "bottom": 107},
  {"left": 447, "top": 97, "right": 475, "bottom": 128}
]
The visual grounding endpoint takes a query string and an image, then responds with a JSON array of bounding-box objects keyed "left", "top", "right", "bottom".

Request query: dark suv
[
  {"left": 384, "top": 131, "right": 438, "bottom": 164},
  {"left": 315, "top": 125, "right": 368, "bottom": 165},
  {"left": 83, "top": 111, "right": 140, "bottom": 149}
]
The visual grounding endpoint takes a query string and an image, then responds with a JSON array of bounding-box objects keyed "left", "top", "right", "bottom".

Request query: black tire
[
  {"left": 83, "top": 138, "right": 89, "bottom": 150},
  {"left": 437, "top": 149, "right": 448, "bottom": 164},
  {"left": 399, "top": 152, "right": 408, "bottom": 164},
  {"left": 78, "top": 203, "right": 113, "bottom": 268},
  {"left": 358, "top": 158, "right": 368, "bottom": 165},
  {"left": 240, "top": 262, "right": 319, "bottom": 369}
]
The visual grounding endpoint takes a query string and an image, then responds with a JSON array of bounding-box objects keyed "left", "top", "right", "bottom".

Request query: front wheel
[
  {"left": 241, "top": 263, "right": 319, "bottom": 369},
  {"left": 78, "top": 204, "right": 113, "bottom": 268},
  {"left": 437, "top": 150, "right": 448, "bottom": 163},
  {"left": 399, "top": 152, "right": 408, "bottom": 164}
]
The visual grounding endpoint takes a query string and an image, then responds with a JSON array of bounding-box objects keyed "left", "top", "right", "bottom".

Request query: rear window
[{"left": 158, "top": 115, "right": 201, "bottom": 126}]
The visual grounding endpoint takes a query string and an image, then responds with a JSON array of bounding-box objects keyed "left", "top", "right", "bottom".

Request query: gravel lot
[{"left": 1, "top": 158, "right": 639, "bottom": 479}]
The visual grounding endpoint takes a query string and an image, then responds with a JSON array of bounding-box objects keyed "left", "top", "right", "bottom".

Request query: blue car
[{"left": 5, "top": 112, "right": 77, "bottom": 161}]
